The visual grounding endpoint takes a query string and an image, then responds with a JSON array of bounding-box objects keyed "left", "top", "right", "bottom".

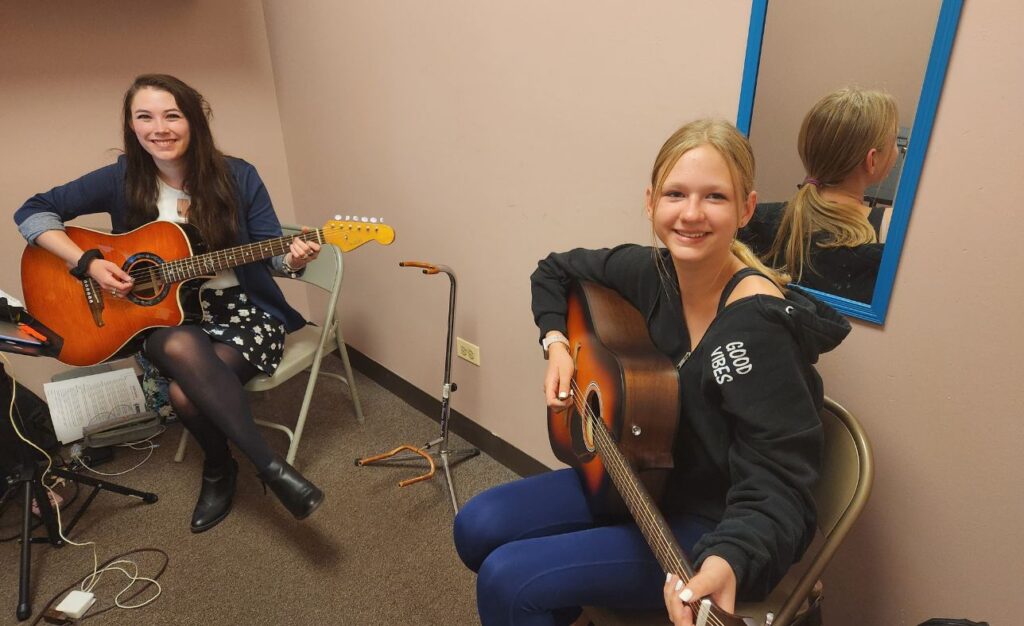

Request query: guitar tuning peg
[
  {"left": 344, "top": 215, "right": 351, "bottom": 221},
  {"left": 369, "top": 217, "right": 378, "bottom": 224},
  {"left": 379, "top": 217, "right": 385, "bottom": 223},
  {"left": 360, "top": 216, "right": 369, "bottom": 223},
  {"left": 334, "top": 214, "right": 341, "bottom": 221}
]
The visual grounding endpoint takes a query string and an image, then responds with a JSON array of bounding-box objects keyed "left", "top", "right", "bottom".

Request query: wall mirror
[{"left": 737, "top": 0, "right": 962, "bottom": 323}]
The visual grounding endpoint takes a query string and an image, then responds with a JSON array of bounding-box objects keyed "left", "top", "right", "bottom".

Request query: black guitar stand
[
  {"left": 2, "top": 457, "right": 158, "bottom": 621},
  {"left": 1, "top": 304, "right": 158, "bottom": 622},
  {"left": 355, "top": 262, "right": 479, "bottom": 513}
]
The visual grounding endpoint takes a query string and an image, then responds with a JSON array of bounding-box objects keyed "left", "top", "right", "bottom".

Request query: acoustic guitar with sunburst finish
[
  {"left": 21, "top": 218, "right": 394, "bottom": 366},
  {"left": 549, "top": 281, "right": 754, "bottom": 626}
]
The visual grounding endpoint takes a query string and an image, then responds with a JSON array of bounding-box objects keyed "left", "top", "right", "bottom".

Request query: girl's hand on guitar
[
  {"left": 664, "top": 557, "right": 737, "bottom": 626},
  {"left": 544, "top": 342, "right": 574, "bottom": 411},
  {"left": 286, "top": 227, "right": 321, "bottom": 270},
  {"left": 89, "top": 259, "right": 134, "bottom": 297}
]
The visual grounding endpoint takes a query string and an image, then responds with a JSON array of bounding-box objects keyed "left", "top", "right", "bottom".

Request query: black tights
[{"left": 144, "top": 326, "right": 274, "bottom": 472}]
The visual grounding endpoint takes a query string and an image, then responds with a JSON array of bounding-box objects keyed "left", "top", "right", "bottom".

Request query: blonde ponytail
[{"left": 772, "top": 87, "right": 897, "bottom": 281}]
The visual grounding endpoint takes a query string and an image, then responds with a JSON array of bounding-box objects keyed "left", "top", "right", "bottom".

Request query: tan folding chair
[
  {"left": 584, "top": 395, "right": 874, "bottom": 626},
  {"left": 174, "top": 224, "right": 364, "bottom": 466}
]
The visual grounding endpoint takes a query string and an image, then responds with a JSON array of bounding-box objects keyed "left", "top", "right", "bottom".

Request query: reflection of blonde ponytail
[
  {"left": 648, "top": 119, "right": 790, "bottom": 291},
  {"left": 770, "top": 88, "right": 898, "bottom": 281}
]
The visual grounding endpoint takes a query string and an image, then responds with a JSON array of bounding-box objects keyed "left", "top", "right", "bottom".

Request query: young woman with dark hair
[{"left": 14, "top": 74, "right": 324, "bottom": 533}]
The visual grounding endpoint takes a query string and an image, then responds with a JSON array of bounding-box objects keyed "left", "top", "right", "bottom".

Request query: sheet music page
[
  {"left": 43, "top": 368, "right": 146, "bottom": 443},
  {"left": 0, "top": 288, "right": 24, "bottom": 309}
]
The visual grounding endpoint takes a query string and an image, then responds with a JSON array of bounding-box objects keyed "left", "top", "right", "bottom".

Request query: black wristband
[{"left": 69, "top": 249, "right": 104, "bottom": 280}]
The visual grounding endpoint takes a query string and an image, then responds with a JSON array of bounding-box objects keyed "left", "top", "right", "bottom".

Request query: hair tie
[{"left": 798, "top": 177, "right": 822, "bottom": 190}]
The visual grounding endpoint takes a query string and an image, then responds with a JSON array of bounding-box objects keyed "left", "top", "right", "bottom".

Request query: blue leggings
[{"left": 453, "top": 469, "right": 716, "bottom": 626}]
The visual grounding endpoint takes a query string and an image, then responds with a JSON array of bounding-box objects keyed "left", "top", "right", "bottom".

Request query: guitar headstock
[{"left": 321, "top": 217, "right": 396, "bottom": 252}]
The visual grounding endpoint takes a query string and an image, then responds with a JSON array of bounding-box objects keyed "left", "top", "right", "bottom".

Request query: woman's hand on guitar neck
[
  {"left": 284, "top": 227, "right": 321, "bottom": 270},
  {"left": 664, "top": 557, "right": 737, "bottom": 626},
  {"left": 544, "top": 340, "right": 574, "bottom": 411}
]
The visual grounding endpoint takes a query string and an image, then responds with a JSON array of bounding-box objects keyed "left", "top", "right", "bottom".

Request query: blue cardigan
[{"left": 14, "top": 155, "right": 306, "bottom": 332}]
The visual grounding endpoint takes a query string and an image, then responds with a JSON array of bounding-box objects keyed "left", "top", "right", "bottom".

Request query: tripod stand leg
[
  {"left": 18, "top": 482, "right": 32, "bottom": 621},
  {"left": 50, "top": 468, "right": 158, "bottom": 502},
  {"left": 440, "top": 451, "right": 459, "bottom": 513}
]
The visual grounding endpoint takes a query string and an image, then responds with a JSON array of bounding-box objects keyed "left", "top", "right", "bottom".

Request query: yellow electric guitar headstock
[{"left": 321, "top": 217, "right": 396, "bottom": 252}]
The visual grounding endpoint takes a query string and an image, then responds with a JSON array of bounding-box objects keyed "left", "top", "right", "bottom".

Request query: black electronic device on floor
[{"left": 1, "top": 332, "right": 158, "bottom": 622}]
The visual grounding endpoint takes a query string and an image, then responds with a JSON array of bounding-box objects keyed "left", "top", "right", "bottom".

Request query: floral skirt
[
  {"left": 198, "top": 286, "right": 285, "bottom": 376},
  {"left": 137, "top": 286, "right": 286, "bottom": 418}
]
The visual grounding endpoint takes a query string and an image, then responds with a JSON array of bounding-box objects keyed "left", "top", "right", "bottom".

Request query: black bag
[
  {"left": 0, "top": 363, "right": 57, "bottom": 474},
  {"left": 919, "top": 619, "right": 989, "bottom": 626}
]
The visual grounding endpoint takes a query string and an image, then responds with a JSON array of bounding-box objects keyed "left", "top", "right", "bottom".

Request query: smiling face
[
  {"left": 646, "top": 144, "right": 755, "bottom": 267},
  {"left": 129, "top": 87, "right": 191, "bottom": 169}
]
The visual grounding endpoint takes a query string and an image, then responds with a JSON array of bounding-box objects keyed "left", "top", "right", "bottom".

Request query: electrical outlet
[{"left": 456, "top": 337, "right": 481, "bottom": 366}]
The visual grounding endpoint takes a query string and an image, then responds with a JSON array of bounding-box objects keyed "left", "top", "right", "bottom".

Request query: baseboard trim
[{"left": 346, "top": 348, "right": 548, "bottom": 478}]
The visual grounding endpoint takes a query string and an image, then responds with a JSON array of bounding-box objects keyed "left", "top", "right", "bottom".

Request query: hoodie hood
[{"left": 762, "top": 285, "right": 851, "bottom": 364}]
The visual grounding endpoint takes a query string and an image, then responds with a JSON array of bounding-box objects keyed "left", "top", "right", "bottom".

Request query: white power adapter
[{"left": 55, "top": 590, "right": 96, "bottom": 618}]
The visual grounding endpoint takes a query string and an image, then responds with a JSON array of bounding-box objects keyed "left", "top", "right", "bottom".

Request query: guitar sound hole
[{"left": 124, "top": 255, "right": 169, "bottom": 306}]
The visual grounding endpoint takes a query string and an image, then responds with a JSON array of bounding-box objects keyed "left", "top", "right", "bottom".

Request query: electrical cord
[
  {"left": 0, "top": 480, "right": 81, "bottom": 543},
  {"left": 69, "top": 425, "right": 166, "bottom": 477},
  {"left": 29, "top": 548, "right": 169, "bottom": 625},
  {"left": 2, "top": 354, "right": 164, "bottom": 620}
]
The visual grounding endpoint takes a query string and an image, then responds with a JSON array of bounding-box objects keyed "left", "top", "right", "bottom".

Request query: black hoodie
[{"left": 531, "top": 244, "right": 851, "bottom": 600}]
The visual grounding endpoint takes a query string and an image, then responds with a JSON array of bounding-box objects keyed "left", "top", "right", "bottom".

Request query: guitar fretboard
[{"left": 160, "top": 229, "right": 324, "bottom": 283}]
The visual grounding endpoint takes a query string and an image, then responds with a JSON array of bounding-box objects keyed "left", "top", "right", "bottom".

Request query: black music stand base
[{"left": 5, "top": 460, "right": 158, "bottom": 621}]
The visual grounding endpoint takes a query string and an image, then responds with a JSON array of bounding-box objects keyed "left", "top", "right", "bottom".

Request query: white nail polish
[
  {"left": 558, "top": 391, "right": 568, "bottom": 399},
  {"left": 674, "top": 579, "right": 683, "bottom": 591},
  {"left": 679, "top": 588, "right": 693, "bottom": 602},
  {"left": 665, "top": 573, "right": 671, "bottom": 583}
]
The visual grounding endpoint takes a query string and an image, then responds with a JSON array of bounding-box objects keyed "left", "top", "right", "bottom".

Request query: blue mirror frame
[{"left": 737, "top": 0, "right": 963, "bottom": 324}]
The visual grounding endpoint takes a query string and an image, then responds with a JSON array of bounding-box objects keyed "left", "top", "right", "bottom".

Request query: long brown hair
[
  {"left": 122, "top": 74, "right": 238, "bottom": 250},
  {"left": 769, "top": 87, "right": 898, "bottom": 281},
  {"left": 649, "top": 119, "right": 789, "bottom": 291}
]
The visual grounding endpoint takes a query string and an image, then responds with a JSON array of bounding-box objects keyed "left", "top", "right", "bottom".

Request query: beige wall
[
  {"left": 0, "top": 1, "right": 301, "bottom": 390},
  {"left": 261, "top": 0, "right": 752, "bottom": 470},
  {"left": 4, "top": 0, "right": 1022, "bottom": 623}
]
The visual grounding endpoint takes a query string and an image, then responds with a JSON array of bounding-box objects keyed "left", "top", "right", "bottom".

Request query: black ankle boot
[
  {"left": 190, "top": 458, "right": 238, "bottom": 533},
  {"left": 259, "top": 456, "right": 324, "bottom": 520}
]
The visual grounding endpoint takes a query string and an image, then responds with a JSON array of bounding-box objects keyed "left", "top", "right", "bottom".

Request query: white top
[{"left": 156, "top": 178, "right": 239, "bottom": 289}]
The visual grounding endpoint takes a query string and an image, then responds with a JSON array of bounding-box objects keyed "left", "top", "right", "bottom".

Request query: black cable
[{"left": 30, "top": 547, "right": 170, "bottom": 625}]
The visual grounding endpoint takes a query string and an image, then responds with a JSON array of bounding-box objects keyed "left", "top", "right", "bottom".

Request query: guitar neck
[
  {"left": 161, "top": 229, "right": 323, "bottom": 283},
  {"left": 590, "top": 416, "right": 695, "bottom": 581}
]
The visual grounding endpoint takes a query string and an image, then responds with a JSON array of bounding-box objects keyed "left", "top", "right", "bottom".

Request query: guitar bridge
[{"left": 82, "top": 279, "right": 105, "bottom": 327}]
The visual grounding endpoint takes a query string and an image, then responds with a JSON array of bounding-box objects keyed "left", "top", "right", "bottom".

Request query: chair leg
[
  {"left": 174, "top": 428, "right": 189, "bottom": 462},
  {"left": 287, "top": 358, "right": 323, "bottom": 466},
  {"left": 334, "top": 323, "right": 365, "bottom": 423}
]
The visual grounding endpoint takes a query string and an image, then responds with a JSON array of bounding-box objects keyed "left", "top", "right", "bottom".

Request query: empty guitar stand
[{"left": 356, "top": 261, "right": 479, "bottom": 513}]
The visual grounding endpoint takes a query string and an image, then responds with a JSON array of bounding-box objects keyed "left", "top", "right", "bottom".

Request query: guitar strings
[
  {"left": 116, "top": 228, "right": 327, "bottom": 284},
  {"left": 567, "top": 378, "right": 727, "bottom": 626},
  {"left": 565, "top": 378, "right": 686, "bottom": 574},
  {"left": 565, "top": 378, "right": 729, "bottom": 626}
]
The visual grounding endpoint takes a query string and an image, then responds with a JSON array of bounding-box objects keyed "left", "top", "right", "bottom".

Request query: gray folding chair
[
  {"left": 584, "top": 395, "right": 874, "bottom": 626},
  {"left": 175, "top": 224, "right": 364, "bottom": 465}
]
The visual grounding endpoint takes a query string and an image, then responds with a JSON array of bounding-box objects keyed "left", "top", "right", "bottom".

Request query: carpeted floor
[{"left": 0, "top": 356, "right": 520, "bottom": 625}]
